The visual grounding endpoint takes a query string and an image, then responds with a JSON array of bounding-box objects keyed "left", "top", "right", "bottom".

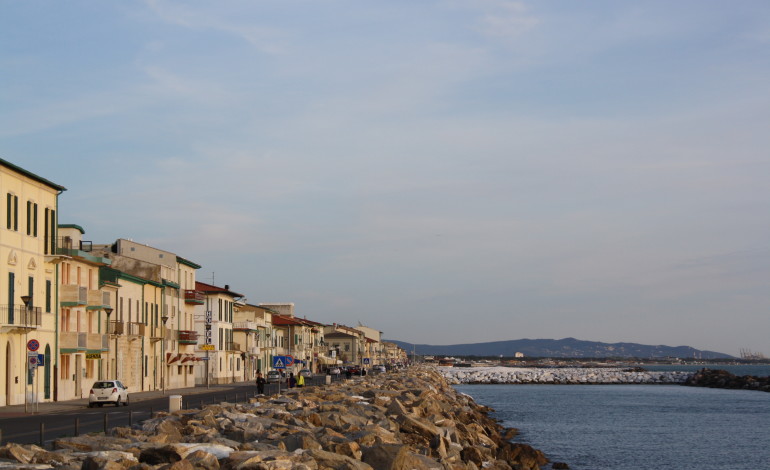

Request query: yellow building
[{"left": 1, "top": 158, "right": 65, "bottom": 407}]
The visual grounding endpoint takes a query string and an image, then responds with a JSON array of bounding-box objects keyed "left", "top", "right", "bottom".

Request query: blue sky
[{"left": 2, "top": 1, "right": 769, "bottom": 356}]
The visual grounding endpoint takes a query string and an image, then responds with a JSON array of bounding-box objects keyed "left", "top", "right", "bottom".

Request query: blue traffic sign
[
  {"left": 363, "top": 357, "right": 370, "bottom": 365},
  {"left": 273, "top": 356, "right": 287, "bottom": 369}
]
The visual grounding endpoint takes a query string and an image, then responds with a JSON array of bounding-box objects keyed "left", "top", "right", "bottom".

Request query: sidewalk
[{"left": 0, "top": 380, "right": 258, "bottom": 418}]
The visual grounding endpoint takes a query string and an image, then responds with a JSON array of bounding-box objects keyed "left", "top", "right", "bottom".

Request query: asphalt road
[{"left": 0, "top": 374, "right": 343, "bottom": 447}]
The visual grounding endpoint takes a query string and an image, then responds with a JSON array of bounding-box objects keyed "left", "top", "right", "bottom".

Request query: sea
[{"left": 454, "top": 365, "right": 770, "bottom": 470}]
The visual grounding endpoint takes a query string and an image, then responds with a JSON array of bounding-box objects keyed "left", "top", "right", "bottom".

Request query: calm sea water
[{"left": 455, "top": 384, "right": 770, "bottom": 470}]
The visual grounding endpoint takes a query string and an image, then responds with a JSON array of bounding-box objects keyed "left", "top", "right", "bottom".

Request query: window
[
  {"left": 45, "top": 280, "right": 51, "bottom": 313},
  {"left": 7, "top": 193, "right": 18, "bottom": 231},
  {"left": 60, "top": 355, "right": 71, "bottom": 380}
]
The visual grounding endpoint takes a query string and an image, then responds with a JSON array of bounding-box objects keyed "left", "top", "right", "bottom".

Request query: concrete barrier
[{"left": 169, "top": 395, "right": 182, "bottom": 412}]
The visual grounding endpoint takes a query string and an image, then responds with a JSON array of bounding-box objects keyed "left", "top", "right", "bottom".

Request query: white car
[
  {"left": 299, "top": 369, "right": 313, "bottom": 378},
  {"left": 88, "top": 380, "right": 129, "bottom": 407}
]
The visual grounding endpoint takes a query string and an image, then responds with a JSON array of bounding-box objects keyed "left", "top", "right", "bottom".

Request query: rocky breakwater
[
  {"left": 0, "top": 367, "right": 551, "bottom": 470},
  {"left": 440, "top": 366, "right": 692, "bottom": 385},
  {"left": 684, "top": 368, "right": 770, "bottom": 392}
]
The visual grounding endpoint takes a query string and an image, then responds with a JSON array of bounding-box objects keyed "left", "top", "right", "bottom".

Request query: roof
[
  {"left": 1, "top": 158, "right": 67, "bottom": 192},
  {"left": 176, "top": 256, "right": 201, "bottom": 269},
  {"left": 272, "top": 314, "right": 322, "bottom": 328},
  {"left": 195, "top": 281, "right": 245, "bottom": 298},
  {"left": 324, "top": 331, "right": 358, "bottom": 340}
]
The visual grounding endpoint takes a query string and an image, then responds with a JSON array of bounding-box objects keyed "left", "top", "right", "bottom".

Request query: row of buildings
[{"left": 0, "top": 158, "right": 407, "bottom": 407}]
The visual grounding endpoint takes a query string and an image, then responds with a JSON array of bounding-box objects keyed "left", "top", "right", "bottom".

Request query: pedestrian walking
[{"left": 256, "top": 370, "right": 265, "bottom": 395}]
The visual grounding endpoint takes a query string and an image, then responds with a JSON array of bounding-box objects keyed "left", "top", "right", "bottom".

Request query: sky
[{"left": 2, "top": 1, "right": 769, "bottom": 357}]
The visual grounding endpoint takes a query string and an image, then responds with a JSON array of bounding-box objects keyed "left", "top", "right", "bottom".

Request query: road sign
[
  {"left": 363, "top": 357, "right": 370, "bottom": 365},
  {"left": 285, "top": 355, "right": 295, "bottom": 366},
  {"left": 28, "top": 353, "right": 38, "bottom": 368},
  {"left": 27, "top": 339, "right": 40, "bottom": 352},
  {"left": 37, "top": 354, "right": 45, "bottom": 366},
  {"left": 273, "top": 356, "right": 287, "bottom": 369}
]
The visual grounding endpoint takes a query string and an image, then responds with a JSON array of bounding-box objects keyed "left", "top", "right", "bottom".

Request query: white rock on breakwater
[{"left": 439, "top": 366, "right": 693, "bottom": 385}]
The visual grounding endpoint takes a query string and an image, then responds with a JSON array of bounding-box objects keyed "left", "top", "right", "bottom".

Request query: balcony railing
[
  {"left": 184, "top": 290, "right": 205, "bottom": 304},
  {"left": 178, "top": 330, "right": 198, "bottom": 344},
  {"left": 55, "top": 236, "right": 93, "bottom": 254},
  {"left": 233, "top": 321, "right": 259, "bottom": 331},
  {"left": 87, "top": 289, "right": 109, "bottom": 307},
  {"left": 0, "top": 306, "right": 42, "bottom": 328},
  {"left": 60, "top": 285, "right": 87, "bottom": 305},
  {"left": 60, "top": 331, "right": 85, "bottom": 349},
  {"left": 127, "top": 322, "right": 145, "bottom": 336},
  {"left": 226, "top": 341, "right": 241, "bottom": 352},
  {"left": 108, "top": 321, "right": 124, "bottom": 335}
]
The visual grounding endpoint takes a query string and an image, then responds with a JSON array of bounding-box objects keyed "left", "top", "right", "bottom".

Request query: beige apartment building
[
  {"left": 90, "top": 239, "right": 202, "bottom": 392},
  {"left": 233, "top": 303, "right": 275, "bottom": 380},
  {"left": 56, "top": 225, "right": 113, "bottom": 401},
  {"left": 1, "top": 159, "right": 65, "bottom": 407},
  {"left": 193, "top": 282, "right": 244, "bottom": 385}
]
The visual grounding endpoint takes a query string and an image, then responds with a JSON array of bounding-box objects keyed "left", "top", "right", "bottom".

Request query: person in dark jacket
[
  {"left": 288, "top": 372, "right": 297, "bottom": 388},
  {"left": 256, "top": 370, "right": 266, "bottom": 395}
]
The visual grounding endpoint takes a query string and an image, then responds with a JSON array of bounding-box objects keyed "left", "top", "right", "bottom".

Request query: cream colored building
[
  {"left": 1, "top": 158, "right": 65, "bottom": 407},
  {"left": 193, "top": 282, "right": 245, "bottom": 385},
  {"left": 90, "top": 239, "right": 202, "bottom": 392},
  {"left": 233, "top": 303, "right": 274, "bottom": 380},
  {"left": 56, "top": 225, "right": 113, "bottom": 401}
]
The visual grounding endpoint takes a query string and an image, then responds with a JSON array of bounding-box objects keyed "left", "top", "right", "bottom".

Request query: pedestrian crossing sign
[{"left": 273, "top": 356, "right": 286, "bottom": 369}]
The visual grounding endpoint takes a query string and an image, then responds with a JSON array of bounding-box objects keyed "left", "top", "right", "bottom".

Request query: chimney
[{"left": 225, "top": 285, "right": 230, "bottom": 290}]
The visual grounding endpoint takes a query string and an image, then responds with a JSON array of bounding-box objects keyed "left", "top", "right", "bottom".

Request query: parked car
[
  {"left": 88, "top": 380, "right": 129, "bottom": 407},
  {"left": 373, "top": 365, "right": 387, "bottom": 373},
  {"left": 328, "top": 367, "right": 341, "bottom": 375},
  {"left": 299, "top": 369, "right": 313, "bottom": 378},
  {"left": 266, "top": 370, "right": 284, "bottom": 383}
]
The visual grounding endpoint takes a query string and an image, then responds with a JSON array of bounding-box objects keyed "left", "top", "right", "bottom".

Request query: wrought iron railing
[{"left": 0, "top": 305, "right": 42, "bottom": 327}]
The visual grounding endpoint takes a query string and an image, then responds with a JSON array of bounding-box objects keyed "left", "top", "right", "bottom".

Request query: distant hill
[{"left": 386, "top": 337, "right": 734, "bottom": 359}]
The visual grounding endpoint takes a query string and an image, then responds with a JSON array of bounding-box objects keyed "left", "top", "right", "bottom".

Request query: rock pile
[
  {"left": 440, "top": 367, "right": 691, "bottom": 385},
  {"left": 684, "top": 368, "right": 770, "bottom": 392},
  {"left": 0, "top": 367, "right": 551, "bottom": 470}
]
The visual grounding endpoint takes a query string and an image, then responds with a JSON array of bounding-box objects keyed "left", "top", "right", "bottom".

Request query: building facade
[{"left": 1, "top": 159, "right": 65, "bottom": 406}]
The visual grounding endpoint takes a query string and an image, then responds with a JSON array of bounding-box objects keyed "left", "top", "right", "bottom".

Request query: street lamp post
[
  {"left": 161, "top": 314, "right": 169, "bottom": 394},
  {"left": 20, "top": 295, "right": 32, "bottom": 413},
  {"left": 104, "top": 307, "right": 113, "bottom": 379}
]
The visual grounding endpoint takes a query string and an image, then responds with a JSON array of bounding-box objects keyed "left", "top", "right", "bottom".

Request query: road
[{"left": 0, "top": 374, "right": 340, "bottom": 447}]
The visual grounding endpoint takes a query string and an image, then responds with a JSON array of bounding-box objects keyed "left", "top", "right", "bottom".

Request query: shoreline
[{"left": 0, "top": 366, "right": 557, "bottom": 470}]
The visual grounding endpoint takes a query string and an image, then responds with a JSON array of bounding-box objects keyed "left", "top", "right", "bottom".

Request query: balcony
[
  {"left": 60, "top": 331, "right": 86, "bottom": 350},
  {"left": 178, "top": 330, "right": 198, "bottom": 344},
  {"left": 60, "top": 285, "right": 87, "bottom": 306},
  {"left": 233, "top": 321, "right": 259, "bottom": 331},
  {"left": 226, "top": 341, "right": 241, "bottom": 352},
  {"left": 0, "top": 305, "right": 42, "bottom": 329},
  {"left": 87, "top": 290, "right": 110, "bottom": 309},
  {"left": 184, "top": 290, "right": 205, "bottom": 304},
  {"left": 108, "top": 321, "right": 124, "bottom": 335},
  {"left": 127, "top": 322, "right": 145, "bottom": 337}
]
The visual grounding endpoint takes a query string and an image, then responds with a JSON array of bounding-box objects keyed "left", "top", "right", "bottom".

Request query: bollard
[
  {"left": 325, "top": 375, "right": 331, "bottom": 385},
  {"left": 103, "top": 414, "right": 108, "bottom": 433},
  {"left": 200, "top": 399, "right": 203, "bottom": 409},
  {"left": 39, "top": 422, "right": 44, "bottom": 447},
  {"left": 75, "top": 417, "right": 79, "bottom": 436},
  {"left": 169, "top": 395, "right": 182, "bottom": 413},
  {"left": 128, "top": 411, "right": 133, "bottom": 427}
]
